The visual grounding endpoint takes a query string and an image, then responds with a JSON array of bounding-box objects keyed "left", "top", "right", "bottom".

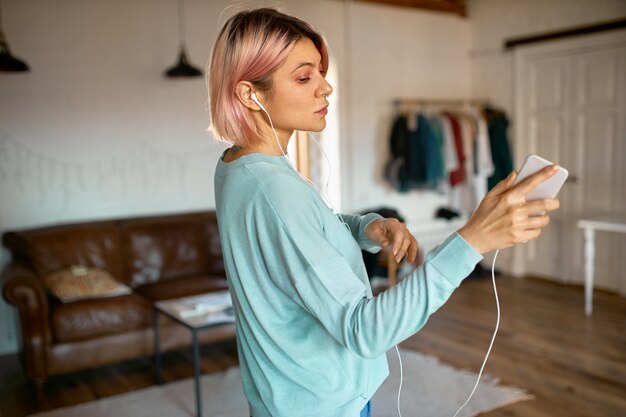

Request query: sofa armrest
[{"left": 2, "top": 262, "right": 51, "bottom": 380}]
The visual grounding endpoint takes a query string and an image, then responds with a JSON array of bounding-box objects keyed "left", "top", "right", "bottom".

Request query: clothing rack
[{"left": 393, "top": 97, "right": 491, "bottom": 113}]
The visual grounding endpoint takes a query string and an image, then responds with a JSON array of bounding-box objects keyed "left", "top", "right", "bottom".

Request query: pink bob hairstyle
[{"left": 208, "top": 8, "right": 329, "bottom": 147}]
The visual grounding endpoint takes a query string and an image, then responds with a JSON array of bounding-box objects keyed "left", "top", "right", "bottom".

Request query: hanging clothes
[
  {"left": 436, "top": 115, "right": 460, "bottom": 183},
  {"left": 483, "top": 107, "right": 513, "bottom": 190},
  {"left": 410, "top": 113, "right": 442, "bottom": 189},
  {"left": 456, "top": 114, "right": 476, "bottom": 213},
  {"left": 385, "top": 113, "right": 444, "bottom": 192},
  {"left": 405, "top": 113, "right": 426, "bottom": 188},
  {"left": 384, "top": 114, "right": 409, "bottom": 192},
  {"left": 384, "top": 104, "right": 511, "bottom": 211},
  {"left": 441, "top": 112, "right": 466, "bottom": 187},
  {"left": 467, "top": 109, "right": 495, "bottom": 209},
  {"left": 425, "top": 115, "right": 447, "bottom": 190}
]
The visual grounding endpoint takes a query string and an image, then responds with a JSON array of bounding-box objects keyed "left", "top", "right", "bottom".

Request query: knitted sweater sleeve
[
  {"left": 337, "top": 213, "right": 383, "bottom": 253},
  {"left": 252, "top": 173, "right": 483, "bottom": 359}
]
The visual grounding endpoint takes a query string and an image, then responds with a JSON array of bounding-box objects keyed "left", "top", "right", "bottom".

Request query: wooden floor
[{"left": 1, "top": 275, "right": 625, "bottom": 417}]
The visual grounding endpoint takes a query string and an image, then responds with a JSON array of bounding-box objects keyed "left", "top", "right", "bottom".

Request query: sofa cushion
[
  {"left": 51, "top": 293, "right": 151, "bottom": 343},
  {"left": 134, "top": 274, "right": 229, "bottom": 302},
  {"left": 43, "top": 266, "right": 132, "bottom": 303},
  {"left": 202, "top": 215, "right": 226, "bottom": 277},
  {"left": 121, "top": 219, "right": 210, "bottom": 288},
  {"left": 19, "top": 223, "right": 124, "bottom": 280}
]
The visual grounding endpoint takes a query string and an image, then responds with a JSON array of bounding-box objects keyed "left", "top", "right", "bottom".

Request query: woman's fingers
[
  {"left": 511, "top": 164, "right": 559, "bottom": 197},
  {"left": 396, "top": 233, "right": 412, "bottom": 263},
  {"left": 372, "top": 219, "right": 419, "bottom": 262},
  {"left": 461, "top": 166, "right": 563, "bottom": 254},
  {"left": 487, "top": 171, "right": 518, "bottom": 196},
  {"left": 390, "top": 228, "right": 404, "bottom": 256},
  {"left": 520, "top": 199, "right": 560, "bottom": 215},
  {"left": 521, "top": 214, "right": 550, "bottom": 229},
  {"left": 408, "top": 236, "right": 419, "bottom": 264},
  {"left": 514, "top": 228, "right": 542, "bottom": 243},
  {"left": 389, "top": 225, "right": 416, "bottom": 263},
  {"left": 391, "top": 229, "right": 408, "bottom": 262}
]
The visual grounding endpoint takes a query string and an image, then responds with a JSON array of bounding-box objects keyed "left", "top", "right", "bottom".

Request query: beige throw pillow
[{"left": 43, "top": 265, "right": 131, "bottom": 303}]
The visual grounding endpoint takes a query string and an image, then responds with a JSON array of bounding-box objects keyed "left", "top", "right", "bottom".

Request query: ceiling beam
[
  {"left": 504, "top": 18, "right": 626, "bottom": 49},
  {"left": 355, "top": 0, "right": 467, "bottom": 17}
]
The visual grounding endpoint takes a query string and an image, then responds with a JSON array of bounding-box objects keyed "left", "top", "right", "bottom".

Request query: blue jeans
[{"left": 360, "top": 400, "right": 372, "bottom": 417}]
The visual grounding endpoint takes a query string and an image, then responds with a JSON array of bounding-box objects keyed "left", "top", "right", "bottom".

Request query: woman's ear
[{"left": 235, "top": 81, "right": 261, "bottom": 111}]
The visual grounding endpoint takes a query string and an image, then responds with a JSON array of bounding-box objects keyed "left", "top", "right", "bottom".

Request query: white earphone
[
  {"left": 250, "top": 91, "right": 284, "bottom": 155},
  {"left": 250, "top": 92, "right": 263, "bottom": 109},
  {"left": 248, "top": 90, "right": 350, "bottom": 227}
]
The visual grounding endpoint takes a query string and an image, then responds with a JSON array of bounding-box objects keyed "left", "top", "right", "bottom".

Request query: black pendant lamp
[
  {"left": 0, "top": 0, "right": 30, "bottom": 72},
  {"left": 165, "top": 0, "right": 201, "bottom": 78}
]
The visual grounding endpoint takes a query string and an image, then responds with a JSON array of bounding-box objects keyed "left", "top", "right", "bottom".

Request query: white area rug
[{"left": 31, "top": 349, "right": 533, "bottom": 417}]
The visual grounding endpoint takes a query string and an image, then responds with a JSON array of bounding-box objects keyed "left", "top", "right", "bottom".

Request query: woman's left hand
[{"left": 365, "top": 218, "right": 419, "bottom": 264}]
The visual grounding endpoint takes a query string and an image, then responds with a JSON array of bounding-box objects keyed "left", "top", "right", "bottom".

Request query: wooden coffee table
[{"left": 153, "top": 290, "right": 235, "bottom": 417}]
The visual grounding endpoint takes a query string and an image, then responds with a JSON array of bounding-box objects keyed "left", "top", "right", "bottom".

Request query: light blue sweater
[{"left": 214, "top": 150, "right": 483, "bottom": 417}]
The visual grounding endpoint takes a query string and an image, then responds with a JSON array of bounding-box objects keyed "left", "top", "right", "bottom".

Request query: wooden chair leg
[{"left": 387, "top": 249, "right": 398, "bottom": 288}]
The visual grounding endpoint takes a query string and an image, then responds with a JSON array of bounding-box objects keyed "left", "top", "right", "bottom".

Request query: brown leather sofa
[{"left": 1, "top": 210, "right": 236, "bottom": 390}]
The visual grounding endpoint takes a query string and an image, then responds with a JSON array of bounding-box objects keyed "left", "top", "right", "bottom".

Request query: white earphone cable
[
  {"left": 253, "top": 95, "right": 351, "bottom": 230},
  {"left": 452, "top": 248, "right": 500, "bottom": 417},
  {"left": 395, "top": 344, "right": 404, "bottom": 417}
]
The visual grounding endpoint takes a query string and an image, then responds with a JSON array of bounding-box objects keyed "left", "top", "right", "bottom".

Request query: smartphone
[{"left": 513, "top": 154, "right": 569, "bottom": 214}]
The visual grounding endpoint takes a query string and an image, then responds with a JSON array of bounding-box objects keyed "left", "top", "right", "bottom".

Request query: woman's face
[{"left": 260, "top": 38, "right": 333, "bottom": 136}]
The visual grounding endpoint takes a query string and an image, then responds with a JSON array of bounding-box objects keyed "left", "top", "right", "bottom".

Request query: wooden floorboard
[
  {"left": 401, "top": 275, "right": 626, "bottom": 417},
  {"left": 0, "top": 275, "right": 624, "bottom": 416}
]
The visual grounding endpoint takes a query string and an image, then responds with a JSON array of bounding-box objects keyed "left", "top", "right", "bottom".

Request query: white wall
[
  {"left": 341, "top": 2, "right": 471, "bottom": 221},
  {"left": 470, "top": 0, "right": 626, "bottom": 118},
  {"left": 0, "top": 0, "right": 230, "bottom": 252},
  {"left": 0, "top": 0, "right": 231, "bottom": 354},
  {"left": 0, "top": 0, "right": 471, "bottom": 353}
]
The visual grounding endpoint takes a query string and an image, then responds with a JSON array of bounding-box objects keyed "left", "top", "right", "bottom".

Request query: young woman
[{"left": 208, "top": 8, "right": 560, "bottom": 417}]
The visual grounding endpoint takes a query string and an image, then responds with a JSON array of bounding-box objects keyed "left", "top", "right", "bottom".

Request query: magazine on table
[{"left": 166, "top": 290, "right": 235, "bottom": 323}]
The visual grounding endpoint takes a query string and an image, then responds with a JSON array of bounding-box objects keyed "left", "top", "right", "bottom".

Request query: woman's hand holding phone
[{"left": 457, "top": 164, "right": 562, "bottom": 255}]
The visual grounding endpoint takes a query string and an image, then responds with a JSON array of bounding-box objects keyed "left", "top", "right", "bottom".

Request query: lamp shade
[
  {"left": 165, "top": 45, "right": 202, "bottom": 78},
  {"left": 0, "top": 31, "right": 29, "bottom": 72}
]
